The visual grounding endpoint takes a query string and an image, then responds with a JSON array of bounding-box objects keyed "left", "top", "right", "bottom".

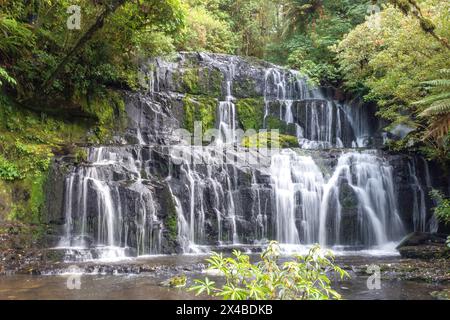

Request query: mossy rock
[
  {"left": 236, "top": 98, "right": 265, "bottom": 131},
  {"left": 241, "top": 132, "right": 299, "bottom": 149},
  {"left": 183, "top": 95, "right": 218, "bottom": 134},
  {"left": 265, "top": 116, "right": 297, "bottom": 136},
  {"left": 160, "top": 184, "right": 178, "bottom": 241},
  {"left": 160, "top": 275, "right": 187, "bottom": 288},
  {"left": 175, "top": 67, "right": 224, "bottom": 96}
]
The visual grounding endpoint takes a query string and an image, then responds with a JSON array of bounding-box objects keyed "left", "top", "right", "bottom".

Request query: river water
[{"left": 0, "top": 254, "right": 447, "bottom": 300}]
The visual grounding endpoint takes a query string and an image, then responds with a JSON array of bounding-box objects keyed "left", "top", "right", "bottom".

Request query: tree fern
[
  {"left": 422, "top": 79, "right": 450, "bottom": 87},
  {"left": 415, "top": 69, "right": 450, "bottom": 140},
  {"left": 419, "top": 99, "right": 450, "bottom": 117},
  {"left": 414, "top": 92, "right": 450, "bottom": 106}
]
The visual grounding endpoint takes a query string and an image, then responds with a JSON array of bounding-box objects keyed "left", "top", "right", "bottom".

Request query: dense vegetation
[{"left": 0, "top": 1, "right": 449, "bottom": 234}]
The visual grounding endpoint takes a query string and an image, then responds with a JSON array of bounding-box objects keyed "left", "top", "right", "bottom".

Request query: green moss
[
  {"left": 183, "top": 95, "right": 217, "bottom": 133},
  {"left": 0, "top": 93, "right": 91, "bottom": 227},
  {"left": 161, "top": 184, "right": 178, "bottom": 241},
  {"left": 7, "top": 172, "right": 48, "bottom": 225},
  {"left": 74, "top": 148, "right": 88, "bottom": 165},
  {"left": 419, "top": 17, "right": 436, "bottom": 33},
  {"left": 236, "top": 98, "right": 265, "bottom": 131},
  {"left": 241, "top": 132, "right": 299, "bottom": 148},
  {"left": 160, "top": 274, "right": 187, "bottom": 288},
  {"left": 182, "top": 68, "right": 201, "bottom": 94},
  {"left": 176, "top": 68, "right": 224, "bottom": 96},
  {"left": 265, "top": 116, "right": 296, "bottom": 135},
  {"left": 78, "top": 90, "right": 127, "bottom": 144}
]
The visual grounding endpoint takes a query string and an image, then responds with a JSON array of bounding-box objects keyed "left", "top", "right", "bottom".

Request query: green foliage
[
  {"left": 1, "top": 0, "right": 185, "bottom": 100},
  {"left": 78, "top": 90, "right": 127, "bottom": 143},
  {"left": 0, "top": 93, "right": 88, "bottom": 224},
  {"left": 414, "top": 69, "right": 450, "bottom": 142},
  {"left": 236, "top": 98, "right": 265, "bottom": 131},
  {"left": 334, "top": 1, "right": 450, "bottom": 161},
  {"left": 161, "top": 275, "right": 187, "bottom": 288},
  {"left": 241, "top": 132, "right": 299, "bottom": 149},
  {"left": 183, "top": 95, "right": 217, "bottom": 133},
  {"left": 0, "top": 66, "right": 16, "bottom": 87},
  {"left": 176, "top": 5, "right": 237, "bottom": 54},
  {"left": 74, "top": 148, "right": 88, "bottom": 165},
  {"left": 189, "top": 241, "right": 349, "bottom": 300},
  {"left": 267, "top": 0, "right": 368, "bottom": 83},
  {"left": 430, "top": 190, "right": 450, "bottom": 225},
  {"left": 430, "top": 190, "right": 450, "bottom": 248},
  {"left": 0, "top": 155, "right": 21, "bottom": 181}
]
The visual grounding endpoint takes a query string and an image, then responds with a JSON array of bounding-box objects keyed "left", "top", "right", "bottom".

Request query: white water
[
  {"left": 58, "top": 54, "right": 439, "bottom": 261},
  {"left": 217, "top": 59, "right": 237, "bottom": 144},
  {"left": 60, "top": 147, "right": 161, "bottom": 261},
  {"left": 270, "top": 150, "right": 406, "bottom": 248}
]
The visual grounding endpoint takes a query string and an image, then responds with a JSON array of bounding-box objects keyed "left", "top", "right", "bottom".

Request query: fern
[
  {"left": 422, "top": 79, "right": 450, "bottom": 87},
  {"left": 415, "top": 69, "right": 450, "bottom": 140},
  {"left": 414, "top": 92, "right": 450, "bottom": 105},
  {"left": 419, "top": 99, "right": 450, "bottom": 117}
]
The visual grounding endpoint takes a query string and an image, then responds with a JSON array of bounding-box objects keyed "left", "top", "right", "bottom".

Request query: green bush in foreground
[{"left": 189, "top": 241, "right": 349, "bottom": 300}]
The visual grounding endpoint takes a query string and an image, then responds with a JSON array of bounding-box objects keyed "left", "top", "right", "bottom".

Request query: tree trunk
[{"left": 41, "top": 0, "right": 127, "bottom": 93}]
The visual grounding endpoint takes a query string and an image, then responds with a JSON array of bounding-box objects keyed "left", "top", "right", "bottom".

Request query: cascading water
[
  {"left": 53, "top": 52, "right": 444, "bottom": 259},
  {"left": 262, "top": 68, "right": 369, "bottom": 149},
  {"left": 217, "top": 59, "right": 237, "bottom": 144},
  {"left": 270, "top": 150, "right": 324, "bottom": 244},
  {"left": 270, "top": 150, "right": 405, "bottom": 249},
  {"left": 318, "top": 152, "right": 405, "bottom": 247},
  {"left": 59, "top": 146, "right": 162, "bottom": 260}
]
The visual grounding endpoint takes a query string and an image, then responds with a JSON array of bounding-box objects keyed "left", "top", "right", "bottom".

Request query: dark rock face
[
  {"left": 43, "top": 53, "right": 449, "bottom": 257},
  {"left": 397, "top": 232, "right": 449, "bottom": 260}
]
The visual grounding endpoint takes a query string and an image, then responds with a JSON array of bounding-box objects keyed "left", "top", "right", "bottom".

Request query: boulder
[{"left": 397, "top": 232, "right": 449, "bottom": 260}]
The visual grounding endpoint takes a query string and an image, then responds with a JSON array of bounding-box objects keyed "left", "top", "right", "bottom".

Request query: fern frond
[
  {"left": 425, "top": 115, "right": 450, "bottom": 141},
  {"left": 421, "top": 79, "right": 450, "bottom": 88},
  {"left": 419, "top": 99, "right": 450, "bottom": 117},
  {"left": 413, "top": 92, "right": 450, "bottom": 105}
]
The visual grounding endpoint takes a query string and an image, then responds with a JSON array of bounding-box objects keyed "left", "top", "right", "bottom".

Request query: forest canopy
[{"left": 0, "top": 0, "right": 449, "bottom": 163}]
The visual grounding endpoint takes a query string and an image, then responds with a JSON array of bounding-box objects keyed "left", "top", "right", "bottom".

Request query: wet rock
[
  {"left": 398, "top": 244, "right": 449, "bottom": 260},
  {"left": 396, "top": 232, "right": 449, "bottom": 260},
  {"left": 397, "top": 232, "right": 447, "bottom": 248}
]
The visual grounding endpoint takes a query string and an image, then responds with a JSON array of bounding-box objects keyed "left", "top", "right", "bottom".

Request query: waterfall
[
  {"left": 217, "top": 59, "right": 237, "bottom": 144},
  {"left": 54, "top": 53, "right": 442, "bottom": 259},
  {"left": 60, "top": 146, "right": 161, "bottom": 260},
  {"left": 271, "top": 151, "right": 301, "bottom": 244},
  {"left": 408, "top": 159, "right": 428, "bottom": 233},
  {"left": 262, "top": 67, "right": 369, "bottom": 149},
  {"left": 270, "top": 150, "right": 405, "bottom": 248},
  {"left": 319, "top": 152, "right": 405, "bottom": 247},
  {"left": 270, "top": 150, "right": 324, "bottom": 244}
]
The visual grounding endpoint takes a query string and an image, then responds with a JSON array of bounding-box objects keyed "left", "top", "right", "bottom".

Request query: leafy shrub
[
  {"left": 189, "top": 241, "right": 349, "bottom": 300},
  {"left": 430, "top": 190, "right": 450, "bottom": 225},
  {"left": 430, "top": 190, "right": 450, "bottom": 248},
  {"left": 0, "top": 155, "right": 21, "bottom": 181}
]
